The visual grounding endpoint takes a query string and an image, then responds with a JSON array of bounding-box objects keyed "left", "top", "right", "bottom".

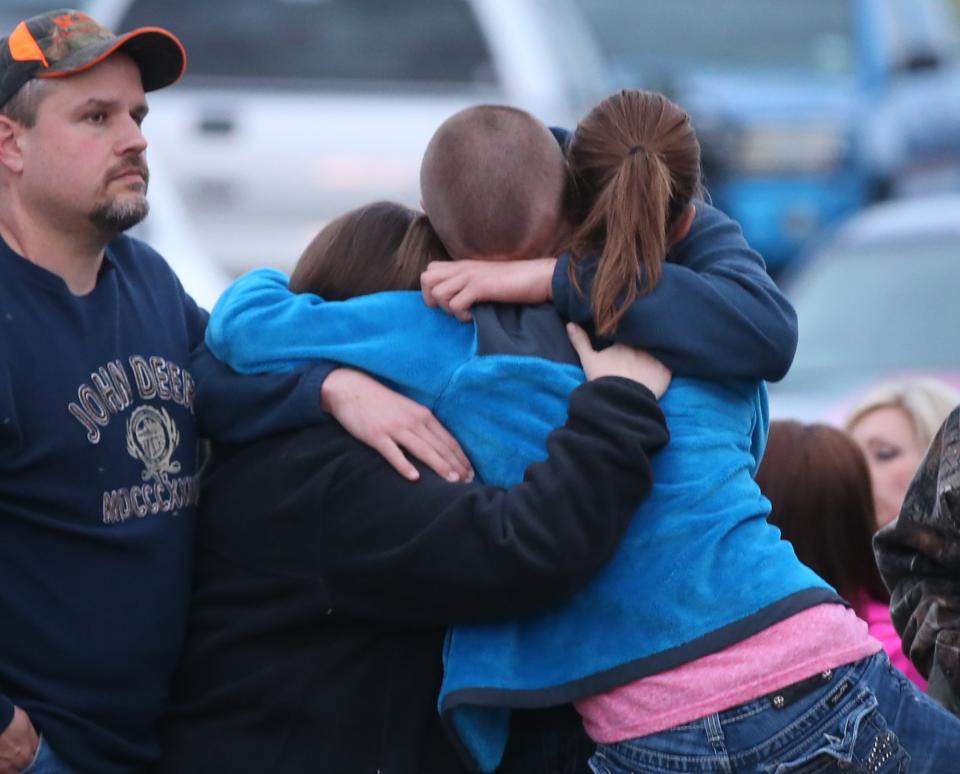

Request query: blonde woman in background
[
  {"left": 842, "top": 377, "right": 960, "bottom": 689},
  {"left": 846, "top": 378, "right": 960, "bottom": 530}
]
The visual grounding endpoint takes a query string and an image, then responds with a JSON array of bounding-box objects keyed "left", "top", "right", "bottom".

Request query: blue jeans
[
  {"left": 18, "top": 736, "right": 73, "bottom": 774},
  {"left": 589, "top": 652, "right": 960, "bottom": 773},
  {"left": 499, "top": 705, "right": 594, "bottom": 774}
]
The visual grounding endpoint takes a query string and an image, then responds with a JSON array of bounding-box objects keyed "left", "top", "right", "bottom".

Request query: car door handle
[{"left": 198, "top": 117, "right": 234, "bottom": 135}]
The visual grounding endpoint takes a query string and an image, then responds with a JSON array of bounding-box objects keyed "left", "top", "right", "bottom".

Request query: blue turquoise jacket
[{"left": 206, "top": 277, "right": 838, "bottom": 772}]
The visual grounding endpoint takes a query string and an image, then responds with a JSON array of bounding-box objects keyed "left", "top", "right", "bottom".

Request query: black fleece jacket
[{"left": 158, "top": 377, "right": 668, "bottom": 774}]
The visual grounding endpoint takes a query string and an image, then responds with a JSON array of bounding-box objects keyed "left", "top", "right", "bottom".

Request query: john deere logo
[{"left": 126, "top": 405, "right": 181, "bottom": 483}]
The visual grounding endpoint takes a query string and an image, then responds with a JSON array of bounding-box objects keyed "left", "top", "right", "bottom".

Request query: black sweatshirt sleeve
[{"left": 316, "top": 377, "right": 668, "bottom": 625}]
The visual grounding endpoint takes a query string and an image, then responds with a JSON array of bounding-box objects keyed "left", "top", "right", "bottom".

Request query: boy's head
[{"left": 420, "top": 105, "right": 569, "bottom": 262}]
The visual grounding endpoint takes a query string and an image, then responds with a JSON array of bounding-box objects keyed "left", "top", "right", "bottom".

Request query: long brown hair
[
  {"left": 289, "top": 201, "right": 449, "bottom": 299},
  {"left": 755, "top": 421, "right": 889, "bottom": 604},
  {"left": 567, "top": 89, "right": 702, "bottom": 336}
]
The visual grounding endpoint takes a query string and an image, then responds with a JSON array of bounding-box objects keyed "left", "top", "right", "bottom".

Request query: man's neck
[{"left": 0, "top": 208, "right": 108, "bottom": 295}]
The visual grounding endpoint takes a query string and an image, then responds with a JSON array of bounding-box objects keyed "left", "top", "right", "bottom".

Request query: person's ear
[
  {"left": 667, "top": 204, "right": 696, "bottom": 246},
  {"left": 0, "top": 116, "right": 25, "bottom": 174}
]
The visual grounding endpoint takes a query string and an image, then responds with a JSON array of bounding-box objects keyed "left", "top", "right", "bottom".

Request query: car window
[
  {"left": 787, "top": 238, "right": 958, "bottom": 374},
  {"left": 572, "top": 0, "right": 854, "bottom": 83},
  {"left": 117, "top": 0, "right": 497, "bottom": 89}
]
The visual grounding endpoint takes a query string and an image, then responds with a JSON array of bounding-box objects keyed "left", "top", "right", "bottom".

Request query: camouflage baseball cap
[{"left": 0, "top": 8, "right": 185, "bottom": 108}]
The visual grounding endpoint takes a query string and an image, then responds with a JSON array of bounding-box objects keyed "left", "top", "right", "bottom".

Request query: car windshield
[
  {"left": 787, "top": 238, "right": 959, "bottom": 377},
  {"left": 118, "top": 0, "right": 496, "bottom": 88},
  {"left": 574, "top": 0, "right": 854, "bottom": 83}
]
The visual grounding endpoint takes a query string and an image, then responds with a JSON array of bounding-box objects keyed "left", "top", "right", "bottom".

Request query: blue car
[{"left": 574, "top": 0, "right": 960, "bottom": 270}]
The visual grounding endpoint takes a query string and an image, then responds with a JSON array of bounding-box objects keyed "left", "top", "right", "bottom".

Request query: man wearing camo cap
[
  {"left": 0, "top": 9, "right": 385, "bottom": 773},
  {"left": 0, "top": 10, "right": 214, "bottom": 774},
  {"left": 0, "top": 9, "right": 474, "bottom": 772}
]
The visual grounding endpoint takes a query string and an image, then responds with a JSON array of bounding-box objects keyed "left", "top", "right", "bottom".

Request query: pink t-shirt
[{"left": 576, "top": 604, "right": 882, "bottom": 743}]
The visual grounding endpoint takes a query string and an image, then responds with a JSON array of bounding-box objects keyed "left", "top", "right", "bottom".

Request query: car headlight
[{"left": 736, "top": 123, "right": 848, "bottom": 175}]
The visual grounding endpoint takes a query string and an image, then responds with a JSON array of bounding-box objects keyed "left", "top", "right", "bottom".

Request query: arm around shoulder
[
  {"left": 552, "top": 203, "right": 797, "bottom": 381},
  {"left": 206, "top": 269, "right": 471, "bottom": 402},
  {"left": 319, "top": 377, "right": 668, "bottom": 625},
  {"left": 192, "top": 343, "right": 334, "bottom": 443}
]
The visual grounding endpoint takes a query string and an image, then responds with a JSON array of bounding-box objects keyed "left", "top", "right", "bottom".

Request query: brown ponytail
[
  {"left": 290, "top": 201, "right": 449, "bottom": 299},
  {"left": 568, "top": 90, "right": 702, "bottom": 336}
]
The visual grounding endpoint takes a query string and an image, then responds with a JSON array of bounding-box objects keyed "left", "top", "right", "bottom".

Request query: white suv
[{"left": 87, "top": 0, "right": 608, "bottom": 276}]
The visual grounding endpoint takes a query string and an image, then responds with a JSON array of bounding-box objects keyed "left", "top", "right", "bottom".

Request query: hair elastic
[{"left": 628, "top": 144, "right": 646, "bottom": 156}]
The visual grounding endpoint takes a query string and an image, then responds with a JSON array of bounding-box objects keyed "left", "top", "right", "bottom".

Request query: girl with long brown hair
[{"left": 539, "top": 89, "right": 960, "bottom": 774}]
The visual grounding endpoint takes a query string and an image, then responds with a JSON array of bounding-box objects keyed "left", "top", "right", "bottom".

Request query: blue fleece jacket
[
  {"left": 205, "top": 283, "right": 836, "bottom": 771},
  {"left": 202, "top": 204, "right": 816, "bottom": 770},
  {"left": 0, "top": 234, "right": 331, "bottom": 773}
]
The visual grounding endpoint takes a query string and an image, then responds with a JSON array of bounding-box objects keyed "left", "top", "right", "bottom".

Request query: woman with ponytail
[
  {"left": 566, "top": 90, "right": 701, "bottom": 337},
  {"left": 529, "top": 89, "right": 960, "bottom": 774}
]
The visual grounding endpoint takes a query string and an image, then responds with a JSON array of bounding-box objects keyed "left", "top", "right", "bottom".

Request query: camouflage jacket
[{"left": 875, "top": 406, "right": 960, "bottom": 714}]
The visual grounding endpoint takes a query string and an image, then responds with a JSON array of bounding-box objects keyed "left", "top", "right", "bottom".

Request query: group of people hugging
[
  {"left": 168, "top": 90, "right": 960, "bottom": 773},
  {"left": 2, "top": 7, "right": 958, "bottom": 766}
]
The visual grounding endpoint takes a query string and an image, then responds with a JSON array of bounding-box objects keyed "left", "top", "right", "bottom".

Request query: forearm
[
  {"left": 325, "top": 377, "right": 669, "bottom": 624},
  {"left": 192, "top": 344, "right": 333, "bottom": 443},
  {"left": 205, "top": 269, "right": 471, "bottom": 405},
  {"left": 552, "top": 203, "right": 797, "bottom": 381}
]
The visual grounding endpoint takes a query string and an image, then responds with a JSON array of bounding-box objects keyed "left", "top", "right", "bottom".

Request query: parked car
[
  {"left": 87, "top": 0, "right": 609, "bottom": 277},
  {"left": 574, "top": 0, "right": 960, "bottom": 271},
  {"left": 128, "top": 150, "right": 233, "bottom": 312},
  {"left": 768, "top": 194, "right": 960, "bottom": 422}
]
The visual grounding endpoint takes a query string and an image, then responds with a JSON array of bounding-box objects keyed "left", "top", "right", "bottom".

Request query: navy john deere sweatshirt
[{"left": 0, "top": 233, "right": 331, "bottom": 773}]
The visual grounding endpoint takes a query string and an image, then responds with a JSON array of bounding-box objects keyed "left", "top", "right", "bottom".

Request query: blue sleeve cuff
[
  {"left": 551, "top": 253, "right": 575, "bottom": 320},
  {"left": 552, "top": 253, "right": 596, "bottom": 324},
  {"left": 0, "top": 694, "right": 14, "bottom": 734},
  {"left": 552, "top": 254, "right": 573, "bottom": 318}
]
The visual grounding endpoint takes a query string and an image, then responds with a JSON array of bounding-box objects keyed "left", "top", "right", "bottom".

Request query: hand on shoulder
[{"left": 567, "top": 323, "right": 671, "bottom": 397}]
